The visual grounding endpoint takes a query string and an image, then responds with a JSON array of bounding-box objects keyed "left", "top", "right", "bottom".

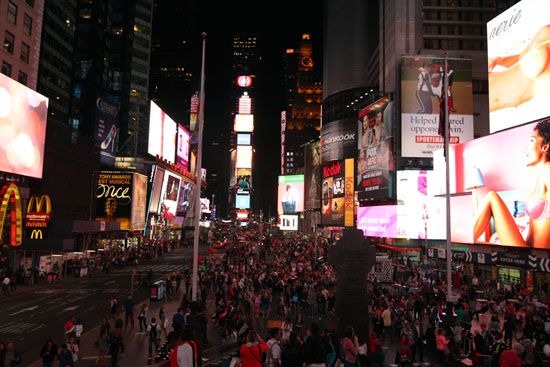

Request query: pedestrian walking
[
  {"left": 74, "top": 319, "right": 83, "bottom": 346},
  {"left": 147, "top": 317, "right": 161, "bottom": 357},
  {"left": 57, "top": 344, "right": 73, "bottom": 367},
  {"left": 2, "top": 275, "right": 10, "bottom": 296},
  {"left": 3, "top": 342, "right": 21, "bottom": 366},
  {"left": 109, "top": 322, "right": 123, "bottom": 367},
  {"left": 67, "top": 336, "right": 79, "bottom": 366},
  {"left": 138, "top": 303, "right": 148, "bottom": 332},
  {"left": 110, "top": 296, "right": 119, "bottom": 318},
  {"left": 39, "top": 339, "right": 57, "bottom": 367},
  {"left": 240, "top": 329, "right": 268, "bottom": 367},
  {"left": 93, "top": 328, "right": 109, "bottom": 367},
  {"left": 303, "top": 323, "right": 330, "bottom": 367},
  {"left": 64, "top": 317, "right": 76, "bottom": 342},
  {"left": 122, "top": 295, "right": 135, "bottom": 328}
]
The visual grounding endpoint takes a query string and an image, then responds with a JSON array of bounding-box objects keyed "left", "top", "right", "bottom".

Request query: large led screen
[
  {"left": 237, "top": 133, "right": 251, "bottom": 145},
  {"left": 94, "top": 172, "right": 132, "bottom": 229},
  {"left": 148, "top": 101, "right": 177, "bottom": 163},
  {"left": 401, "top": 56, "right": 474, "bottom": 158},
  {"left": 234, "top": 114, "right": 254, "bottom": 132},
  {"left": 304, "top": 141, "right": 321, "bottom": 210},
  {"left": 176, "top": 181, "right": 193, "bottom": 216},
  {"left": 487, "top": 0, "right": 550, "bottom": 133},
  {"left": 148, "top": 166, "right": 165, "bottom": 214},
  {"left": 94, "top": 97, "right": 118, "bottom": 166},
  {"left": 435, "top": 120, "right": 550, "bottom": 249},
  {"left": 176, "top": 124, "right": 190, "bottom": 170},
  {"left": 235, "top": 194, "right": 250, "bottom": 209},
  {"left": 357, "top": 96, "right": 395, "bottom": 201},
  {"left": 236, "top": 145, "right": 252, "bottom": 169},
  {"left": 277, "top": 175, "right": 305, "bottom": 214},
  {"left": 357, "top": 206, "right": 398, "bottom": 238},
  {"left": 279, "top": 214, "right": 298, "bottom": 231},
  {"left": 0, "top": 73, "right": 48, "bottom": 178},
  {"left": 160, "top": 170, "right": 181, "bottom": 219},
  {"left": 321, "top": 159, "right": 354, "bottom": 227},
  {"left": 320, "top": 118, "right": 357, "bottom": 162},
  {"left": 131, "top": 173, "right": 147, "bottom": 230}
]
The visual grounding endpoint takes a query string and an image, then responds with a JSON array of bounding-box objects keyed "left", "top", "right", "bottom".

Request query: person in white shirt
[{"left": 266, "top": 327, "right": 282, "bottom": 367}]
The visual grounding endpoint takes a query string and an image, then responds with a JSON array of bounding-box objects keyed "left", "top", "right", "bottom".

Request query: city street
[{"left": 0, "top": 245, "right": 206, "bottom": 365}]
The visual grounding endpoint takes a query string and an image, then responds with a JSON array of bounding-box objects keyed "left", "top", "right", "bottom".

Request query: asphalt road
[{"left": 0, "top": 245, "right": 206, "bottom": 365}]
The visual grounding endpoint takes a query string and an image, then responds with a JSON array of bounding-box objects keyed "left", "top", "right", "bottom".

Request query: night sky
[{"left": 196, "top": 0, "right": 324, "bottom": 216}]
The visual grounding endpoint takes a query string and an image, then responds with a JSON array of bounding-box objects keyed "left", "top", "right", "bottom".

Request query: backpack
[{"left": 149, "top": 323, "right": 158, "bottom": 340}]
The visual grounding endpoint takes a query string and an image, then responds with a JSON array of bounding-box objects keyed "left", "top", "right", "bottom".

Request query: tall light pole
[
  {"left": 443, "top": 54, "right": 453, "bottom": 303},
  {"left": 191, "top": 33, "right": 207, "bottom": 302}
]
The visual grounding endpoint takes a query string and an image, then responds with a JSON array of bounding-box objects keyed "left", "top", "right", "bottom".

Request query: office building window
[
  {"left": 23, "top": 14, "right": 32, "bottom": 36},
  {"left": 7, "top": 2, "right": 17, "bottom": 24},
  {"left": 4, "top": 31, "right": 15, "bottom": 54},
  {"left": 18, "top": 71, "right": 27, "bottom": 85},
  {"left": 20, "top": 42, "right": 30, "bottom": 63},
  {"left": 1, "top": 62, "right": 12, "bottom": 77}
]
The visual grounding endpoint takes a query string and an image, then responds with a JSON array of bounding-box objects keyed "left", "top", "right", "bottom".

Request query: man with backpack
[
  {"left": 147, "top": 317, "right": 161, "bottom": 357},
  {"left": 303, "top": 323, "right": 330, "bottom": 367}
]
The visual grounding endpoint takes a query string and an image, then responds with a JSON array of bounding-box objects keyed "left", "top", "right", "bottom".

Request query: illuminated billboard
[
  {"left": 176, "top": 124, "right": 190, "bottom": 170},
  {"left": 277, "top": 175, "right": 305, "bottom": 214},
  {"left": 0, "top": 73, "right": 48, "bottom": 178},
  {"left": 236, "top": 75, "right": 253, "bottom": 88},
  {"left": 304, "top": 141, "right": 321, "bottom": 210},
  {"left": 357, "top": 206, "right": 397, "bottom": 237},
  {"left": 160, "top": 170, "right": 181, "bottom": 219},
  {"left": 234, "top": 114, "right": 254, "bottom": 132},
  {"left": 400, "top": 55, "right": 473, "bottom": 158},
  {"left": 238, "top": 93, "right": 252, "bottom": 114},
  {"left": 94, "top": 172, "right": 132, "bottom": 229},
  {"left": 176, "top": 181, "right": 193, "bottom": 216},
  {"left": 131, "top": 173, "right": 147, "bottom": 230},
  {"left": 357, "top": 96, "right": 395, "bottom": 201},
  {"left": 434, "top": 119, "right": 550, "bottom": 249},
  {"left": 279, "top": 214, "right": 298, "bottom": 231},
  {"left": 235, "top": 194, "right": 250, "bottom": 209},
  {"left": 321, "top": 159, "right": 355, "bottom": 227},
  {"left": 148, "top": 166, "right": 165, "bottom": 214},
  {"left": 94, "top": 97, "right": 118, "bottom": 166},
  {"left": 320, "top": 119, "right": 357, "bottom": 162},
  {"left": 487, "top": 0, "right": 550, "bottom": 133},
  {"left": 236, "top": 145, "right": 252, "bottom": 169},
  {"left": 148, "top": 101, "right": 177, "bottom": 163},
  {"left": 237, "top": 133, "right": 251, "bottom": 145}
]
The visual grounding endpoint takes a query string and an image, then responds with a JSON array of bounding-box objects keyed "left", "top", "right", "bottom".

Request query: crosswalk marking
[{"left": 116, "top": 264, "right": 185, "bottom": 273}]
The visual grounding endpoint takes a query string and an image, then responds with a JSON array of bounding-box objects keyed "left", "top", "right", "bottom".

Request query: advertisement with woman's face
[
  {"left": 440, "top": 119, "right": 550, "bottom": 248},
  {"left": 487, "top": 0, "right": 550, "bottom": 133}
]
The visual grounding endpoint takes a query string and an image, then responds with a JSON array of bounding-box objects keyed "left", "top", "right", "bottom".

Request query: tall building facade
[
  {"left": 0, "top": 0, "right": 44, "bottom": 89},
  {"left": 282, "top": 34, "right": 322, "bottom": 175},
  {"left": 70, "top": 0, "right": 153, "bottom": 157},
  {"left": 227, "top": 34, "right": 259, "bottom": 220}
]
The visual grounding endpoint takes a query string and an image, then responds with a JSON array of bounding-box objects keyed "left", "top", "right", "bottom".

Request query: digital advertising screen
[
  {"left": 235, "top": 194, "right": 250, "bottom": 209},
  {"left": 131, "top": 173, "right": 147, "bottom": 230},
  {"left": 357, "top": 96, "right": 395, "bottom": 201},
  {"left": 304, "top": 141, "right": 321, "bottom": 210},
  {"left": 148, "top": 101, "right": 177, "bottom": 163},
  {"left": 200, "top": 198, "right": 211, "bottom": 213},
  {"left": 320, "top": 118, "right": 357, "bottom": 162},
  {"left": 400, "top": 55, "right": 474, "bottom": 158},
  {"left": 434, "top": 120, "right": 550, "bottom": 249},
  {"left": 320, "top": 159, "right": 354, "bottom": 227},
  {"left": 487, "top": 0, "right": 550, "bottom": 133},
  {"left": 236, "top": 145, "right": 252, "bottom": 169},
  {"left": 234, "top": 114, "right": 254, "bottom": 132},
  {"left": 0, "top": 73, "right": 48, "bottom": 178},
  {"left": 176, "top": 124, "right": 190, "bottom": 170},
  {"left": 277, "top": 175, "right": 305, "bottom": 214},
  {"left": 357, "top": 205, "right": 398, "bottom": 238},
  {"left": 176, "top": 181, "right": 193, "bottom": 216},
  {"left": 160, "top": 170, "right": 181, "bottom": 219},
  {"left": 238, "top": 93, "right": 252, "bottom": 114},
  {"left": 237, "top": 133, "right": 251, "bottom": 145},
  {"left": 148, "top": 166, "right": 165, "bottom": 214},
  {"left": 94, "top": 172, "right": 133, "bottom": 229},
  {"left": 236, "top": 173, "right": 251, "bottom": 192},
  {"left": 279, "top": 214, "right": 298, "bottom": 231},
  {"left": 94, "top": 97, "right": 119, "bottom": 166}
]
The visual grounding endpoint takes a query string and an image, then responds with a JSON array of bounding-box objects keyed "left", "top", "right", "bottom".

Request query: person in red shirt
[
  {"left": 240, "top": 329, "right": 268, "bottom": 367},
  {"left": 499, "top": 343, "right": 523, "bottom": 367}
]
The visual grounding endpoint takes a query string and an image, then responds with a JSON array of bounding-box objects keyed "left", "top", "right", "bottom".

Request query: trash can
[{"left": 150, "top": 280, "right": 166, "bottom": 301}]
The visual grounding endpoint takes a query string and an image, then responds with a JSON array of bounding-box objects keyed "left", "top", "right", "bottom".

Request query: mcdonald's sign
[
  {"left": 29, "top": 229, "right": 43, "bottom": 240},
  {"left": 0, "top": 183, "right": 23, "bottom": 247},
  {"left": 25, "top": 194, "right": 51, "bottom": 240}
]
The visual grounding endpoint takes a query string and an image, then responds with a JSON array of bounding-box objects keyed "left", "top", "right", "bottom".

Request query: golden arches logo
[
  {"left": 27, "top": 195, "right": 51, "bottom": 214},
  {"left": 30, "top": 229, "right": 43, "bottom": 240},
  {"left": 0, "top": 183, "right": 23, "bottom": 247}
]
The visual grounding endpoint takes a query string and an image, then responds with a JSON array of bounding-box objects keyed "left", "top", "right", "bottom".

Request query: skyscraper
[{"left": 282, "top": 34, "right": 322, "bottom": 175}]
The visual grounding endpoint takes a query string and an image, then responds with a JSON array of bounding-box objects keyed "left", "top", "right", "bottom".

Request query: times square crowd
[{"left": 1, "top": 229, "right": 550, "bottom": 367}]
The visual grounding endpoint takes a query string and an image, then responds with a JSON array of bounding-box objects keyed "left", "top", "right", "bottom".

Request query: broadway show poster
[
  {"left": 94, "top": 97, "right": 119, "bottom": 166},
  {"left": 357, "top": 96, "right": 395, "bottom": 201},
  {"left": 321, "top": 159, "right": 354, "bottom": 227},
  {"left": 401, "top": 55, "right": 473, "bottom": 158},
  {"left": 487, "top": 0, "right": 550, "bottom": 133},
  {"left": 320, "top": 118, "right": 357, "bottom": 162},
  {"left": 94, "top": 172, "right": 133, "bottom": 229},
  {"left": 304, "top": 141, "right": 321, "bottom": 210}
]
